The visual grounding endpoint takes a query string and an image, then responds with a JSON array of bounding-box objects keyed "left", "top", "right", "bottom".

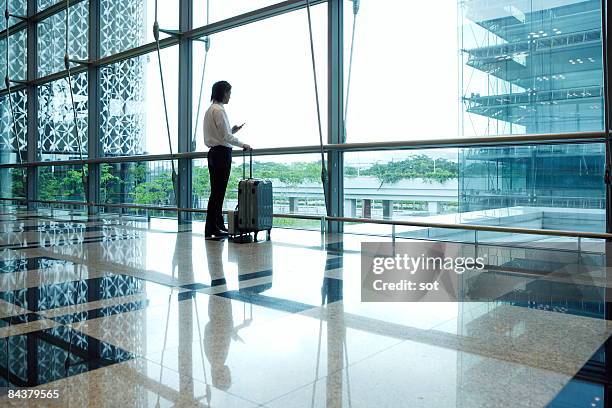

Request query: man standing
[{"left": 203, "top": 81, "right": 251, "bottom": 238}]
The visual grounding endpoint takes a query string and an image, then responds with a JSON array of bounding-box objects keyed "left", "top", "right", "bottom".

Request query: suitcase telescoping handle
[{"left": 242, "top": 148, "right": 253, "bottom": 179}]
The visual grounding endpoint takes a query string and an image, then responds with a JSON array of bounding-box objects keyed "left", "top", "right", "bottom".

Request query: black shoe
[{"left": 205, "top": 230, "right": 228, "bottom": 239}]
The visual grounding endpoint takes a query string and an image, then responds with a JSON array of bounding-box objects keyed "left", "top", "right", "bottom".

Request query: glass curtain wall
[
  {"left": 0, "top": 0, "right": 607, "bottom": 237},
  {"left": 100, "top": 0, "right": 179, "bottom": 57},
  {"left": 191, "top": 4, "right": 328, "bottom": 152},
  {"left": 342, "top": 0, "right": 606, "bottom": 237},
  {"left": 458, "top": 0, "right": 605, "bottom": 231},
  {"left": 99, "top": 48, "right": 179, "bottom": 159}
]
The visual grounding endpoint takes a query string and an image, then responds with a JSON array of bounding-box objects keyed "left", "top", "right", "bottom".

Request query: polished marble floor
[{"left": 0, "top": 206, "right": 610, "bottom": 407}]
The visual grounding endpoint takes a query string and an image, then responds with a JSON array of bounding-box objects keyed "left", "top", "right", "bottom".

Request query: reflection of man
[
  {"left": 204, "top": 294, "right": 233, "bottom": 390},
  {"left": 203, "top": 240, "right": 260, "bottom": 391},
  {"left": 203, "top": 239, "right": 234, "bottom": 390},
  {"left": 205, "top": 239, "right": 227, "bottom": 288}
]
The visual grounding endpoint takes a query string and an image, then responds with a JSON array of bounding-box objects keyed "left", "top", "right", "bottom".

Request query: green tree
[
  {"left": 38, "top": 167, "right": 86, "bottom": 200},
  {"left": 193, "top": 166, "right": 211, "bottom": 198},
  {"left": 362, "top": 155, "right": 458, "bottom": 186},
  {"left": 131, "top": 171, "right": 173, "bottom": 205},
  {"left": 10, "top": 169, "right": 25, "bottom": 198},
  {"left": 100, "top": 163, "right": 122, "bottom": 203},
  {"left": 130, "top": 163, "right": 148, "bottom": 185}
]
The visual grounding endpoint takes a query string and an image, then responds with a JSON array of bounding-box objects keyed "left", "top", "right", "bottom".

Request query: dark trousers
[{"left": 206, "top": 145, "right": 232, "bottom": 233}]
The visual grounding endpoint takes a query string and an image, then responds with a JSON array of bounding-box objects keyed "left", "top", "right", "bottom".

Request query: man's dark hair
[{"left": 211, "top": 81, "right": 232, "bottom": 103}]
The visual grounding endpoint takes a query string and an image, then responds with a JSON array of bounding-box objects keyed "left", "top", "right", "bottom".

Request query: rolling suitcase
[{"left": 237, "top": 149, "right": 273, "bottom": 241}]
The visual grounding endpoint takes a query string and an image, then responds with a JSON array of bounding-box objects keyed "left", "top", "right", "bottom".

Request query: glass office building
[{"left": 459, "top": 0, "right": 605, "bottom": 232}]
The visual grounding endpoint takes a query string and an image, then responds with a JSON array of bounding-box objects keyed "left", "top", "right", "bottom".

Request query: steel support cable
[
  {"left": 305, "top": 0, "right": 330, "bottom": 216},
  {"left": 193, "top": 0, "right": 211, "bottom": 149},
  {"left": 4, "top": 0, "right": 26, "bottom": 193},
  {"left": 64, "top": 0, "right": 88, "bottom": 201},
  {"left": 343, "top": 0, "right": 359, "bottom": 143},
  {"left": 153, "top": 0, "right": 179, "bottom": 205}
]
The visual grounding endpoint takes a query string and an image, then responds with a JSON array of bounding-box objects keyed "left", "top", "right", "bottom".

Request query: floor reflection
[
  {"left": 0, "top": 325, "right": 133, "bottom": 393},
  {"left": 0, "top": 208, "right": 611, "bottom": 407}
]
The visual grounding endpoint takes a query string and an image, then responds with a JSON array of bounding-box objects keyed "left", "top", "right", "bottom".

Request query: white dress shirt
[{"left": 203, "top": 102, "right": 244, "bottom": 148}]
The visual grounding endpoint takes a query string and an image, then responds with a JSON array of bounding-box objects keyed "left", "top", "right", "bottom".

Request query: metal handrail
[
  {"left": 0, "top": 131, "right": 606, "bottom": 169},
  {"left": 2, "top": 196, "right": 610, "bottom": 240},
  {"left": 0, "top": 197, "right": 324, "bottom": 220},
  {"left": 327, "top": 216, "right": 612, "bottom": 239}
]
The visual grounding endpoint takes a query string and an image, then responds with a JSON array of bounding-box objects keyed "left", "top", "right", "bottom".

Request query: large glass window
[
  {"left": 0, "top": 0, "right": 27, "bottom": 31},
  {"left": 343, "top": 0, "right": 604, "bottom": 143},
  {"left": 0, "top": 89, "right": 26, "bottom": 199},
  {"left": 460, "top": 0, "right": 604, "bottom": 136},
  {"left": 37, "top": 1, "right": 89, "bottom": 77},
  {"left": 342, "top": 0, "right": 459, "bottom": 143},
  {"left": 99, "top": 47, "right": 178, "bottom": 157},
  {"left": 100, "top": 0, "right": 179, "bottom": 57},
  {"left": 343, "top": 144, "right": 605, "bottom": 238},
  {"left": 0, "top": 90, "right": 27, "bottom": 165},
  {"left": 192, "top": 153, "right": 324, "bottom": 228},
  {"left": 38, "top": 0, "right": 64, "bottom": 11},
  {"left": 0, "top": 167, "right": 25, "bottom": 199},
  {"left": 0, "top": 30, "right": 27, "bottom": 90},
  {"left": 37, "top": 164, "right": 87, "bottom": 202},
  {"left": 0, "top": 0, "right": 606, "bottom": 245},
  {"left": 459, "top": 144, "right": 605, "bottom": 216},
  {"left": 194, "top": 0, "right": 286, "bottom": 27},
  {"left": 192, "top": 5, "right": 327, "bottom": 151},
  {"left": 37, "top": 72, "right": 89, "bottom": 161},
  {"left": 99, "top": 160, "right": 177, "bottom": 208}
]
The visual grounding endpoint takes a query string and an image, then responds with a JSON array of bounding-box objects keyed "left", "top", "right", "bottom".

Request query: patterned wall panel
[
  {"left": 100, "top": 58, "right": 146, "bottom": 156},
  {"left": 100, "top": 0, "right": 146, "bottom": 57},
  {"left": 37, "top": 1, "right": 88, "bottom": 78},
  {"left": 99, "top": 0, "right": 147, "bottom": 156},
  {"left": 0, "top": 0, "right": 27, "bottom": 32},
  {"left": 37, "top": 0, "right": 62, "bottom": 11},
  {"left": 37, "top": 72, "right": 88, "bottom": 157},
  {"left": 0, "top": 90, "right": 27, "bottom": 159},
  {"left": 0, "top": 30, "right": 27, "bottom": 90}
]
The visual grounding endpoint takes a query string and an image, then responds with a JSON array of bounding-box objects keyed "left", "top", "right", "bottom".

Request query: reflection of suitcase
[{"left": 237, "top": 149, "right": 273, "bottom": 241}]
